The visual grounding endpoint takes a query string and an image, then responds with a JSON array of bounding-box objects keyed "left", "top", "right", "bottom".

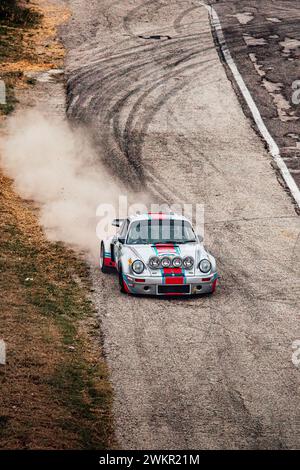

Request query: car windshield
[{"left": 126, "top": 219, "right": 196, "bottom": 245}]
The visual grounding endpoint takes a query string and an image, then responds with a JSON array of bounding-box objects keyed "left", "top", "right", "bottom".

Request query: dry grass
[
  {"left": 0, "top": 0, "right": 67, "bottom": 115},
  {"left": 0, "top": 172, "right": 114, "bottom": 449},
  {"left": 0, "top": 1, "right": 114, "bottom": 449}
]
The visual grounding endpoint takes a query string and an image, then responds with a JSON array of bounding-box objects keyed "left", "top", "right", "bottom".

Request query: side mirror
[
  {"left": 118, "top": 237, "right": 126, "bottom": 244},
  {"left": 197, "top": 234, "right": 204, "bottom": 243},
  {"left": 112, "top": 219, "right": 124, "bottom": 227}
]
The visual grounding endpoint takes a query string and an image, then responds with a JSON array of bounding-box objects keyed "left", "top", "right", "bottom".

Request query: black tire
[
  {"left": 119, "top": 267, "right": 126, "bottom": 293},
  {"left": 100, "top": 243, "right": 110, "bottom": 273}
]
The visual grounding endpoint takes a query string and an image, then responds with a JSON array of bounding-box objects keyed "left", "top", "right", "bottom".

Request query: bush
[{"left": 0, "top": 0, "right": 41, "bottom": 27}]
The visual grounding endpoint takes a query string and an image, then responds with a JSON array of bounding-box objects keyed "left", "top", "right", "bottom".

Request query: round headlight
[
  {"left": 132, "top": 260, "right": 144, "bottom": 274},
  {"left": 149, "top": 256, "right": 160, "bottom": 269},
  {"left": 172, "top": 257, "right": 182, "bottom": 268},
  {"left": 183, "top": 256, "right": 194, "bottom": 269},
  {"left": 161, "top": 257, "right": 171, "bottom": 268},
  {"left": 199, "top": 259, "right": 211, "bottom": 273}
]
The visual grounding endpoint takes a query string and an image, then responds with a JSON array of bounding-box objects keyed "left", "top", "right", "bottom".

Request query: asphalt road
[
  {"left": 63, "top": 0, "right": 300, "bottom": 449},
  {"left": 213, "top": 0, "right": 300, "bottom": 188}
]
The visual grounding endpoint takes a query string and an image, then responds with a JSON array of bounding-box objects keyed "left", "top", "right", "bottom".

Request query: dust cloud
[{"left": 0, "top": 110, "right": 138, "bottom": 264}]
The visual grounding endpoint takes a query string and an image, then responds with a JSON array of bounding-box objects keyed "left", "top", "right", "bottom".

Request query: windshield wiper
[
  {"left": 154, "top": 240, "right": 196, "bottom": 245},
  {"left": 154, "top": 241, "right": 180, "bottom": 245}
]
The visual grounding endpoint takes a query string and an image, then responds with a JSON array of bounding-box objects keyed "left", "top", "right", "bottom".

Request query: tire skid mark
[
  {"left": 69, "top": 40, "right": 202, "bottom": 115},
  {"left": 123, "top": 0, "right": 168, "bottom": 38},
  {"left": 109, "top": 61, "right": 203, "bottom": 182},
  {"left": 118, "top": 61, "right": 215, "bottom": 186},
  {"left": 66, "top": 34, "right": 209, "bottom": 95},
  {"left": 113, "top": 57, "right": 211, "bottom": 153},
  {"left": 66, "top": 36, "right": 203, "bottom": 117},
  {"left": 68, "top": 30, "right": 213, "bottom": 77},
  {"left": 67, "top": 20, "right": 217, "bottom": 190},
  {"left": 174, "top": 6, "right": 203, "bottom": 33}
]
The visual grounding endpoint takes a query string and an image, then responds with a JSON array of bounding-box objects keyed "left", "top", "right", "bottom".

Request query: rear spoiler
[{"left": 112, "top": 218, "right": 125, "bottom": 227}]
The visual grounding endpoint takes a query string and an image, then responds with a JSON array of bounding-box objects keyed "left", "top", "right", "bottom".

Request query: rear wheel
[{"left": 100, "top": 243, "right": 110, "bottom": 273}]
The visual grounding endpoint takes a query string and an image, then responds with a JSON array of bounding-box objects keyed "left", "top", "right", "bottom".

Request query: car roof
[{"left": 128, "top": 212, "right": 191, "bottom": 223}]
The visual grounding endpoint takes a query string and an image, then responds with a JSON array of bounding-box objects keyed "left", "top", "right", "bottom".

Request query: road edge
[{"left": 200, "top": 1, "right": 300, "bottom": 211}]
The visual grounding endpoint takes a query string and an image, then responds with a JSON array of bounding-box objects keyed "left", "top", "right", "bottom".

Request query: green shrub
[{"left": 0, "top": 0, "right": 41, "bottom": 27}]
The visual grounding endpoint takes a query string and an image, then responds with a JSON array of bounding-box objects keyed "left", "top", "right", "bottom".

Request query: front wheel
[
  {"left": 119, "top": 267, "right": 129, "bottom": 294},
  {"left": 211, "top": 278, "right": 218, "bottom": 294}
]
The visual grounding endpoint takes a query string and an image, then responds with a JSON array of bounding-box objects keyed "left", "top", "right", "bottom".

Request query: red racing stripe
[
  {"left": 163, "top": 267, "right": 184, "bottom": 285},
  {"left": 165, "top": 277, "right": 184, "bottom": 285},
  {"left": 163, "top": 268, "right": 182, "bottom": 275},
  {"left": 155, "top": 243, "right": 176, "bottom": 254},
  {"left": 148, "top": 212, "right": 167, "bottom": 220}
]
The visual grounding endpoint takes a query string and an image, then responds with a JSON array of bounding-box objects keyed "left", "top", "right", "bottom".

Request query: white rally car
[{"left": 100, "top": 212, "right": 218, "bottom": 296}]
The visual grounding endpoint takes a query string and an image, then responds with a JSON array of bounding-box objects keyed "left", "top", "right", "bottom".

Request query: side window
[{"left": 119, "top": 219, "right": 129, "bottom": 238}]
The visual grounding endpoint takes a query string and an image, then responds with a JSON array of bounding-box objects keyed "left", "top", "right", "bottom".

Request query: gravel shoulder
[{"left": 64, "top": 0, "right": 300, "bottom": 449}]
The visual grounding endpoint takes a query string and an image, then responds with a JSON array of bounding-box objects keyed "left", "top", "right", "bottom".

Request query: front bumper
[{"left": 123, "top": 273, "right": 219, "bottom": 296}]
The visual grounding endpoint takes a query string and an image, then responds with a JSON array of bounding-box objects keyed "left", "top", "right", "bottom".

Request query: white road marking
[
  {"left": 0, "top": 78, "right": 6, "bottom": 104},
  {"left": 0, "top": 340, "right": 6, "bottom": 365},
  {"left": 200, "top": 2, "right": 300, "bottom": 209}
]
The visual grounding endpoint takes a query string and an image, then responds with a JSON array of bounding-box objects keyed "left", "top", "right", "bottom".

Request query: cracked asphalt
[
  {"left": 62, "top": 0, "right": 300, "bottom": 449},
  {"left": 213, "top": 0, "right": 300, "bottom": 188}
]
